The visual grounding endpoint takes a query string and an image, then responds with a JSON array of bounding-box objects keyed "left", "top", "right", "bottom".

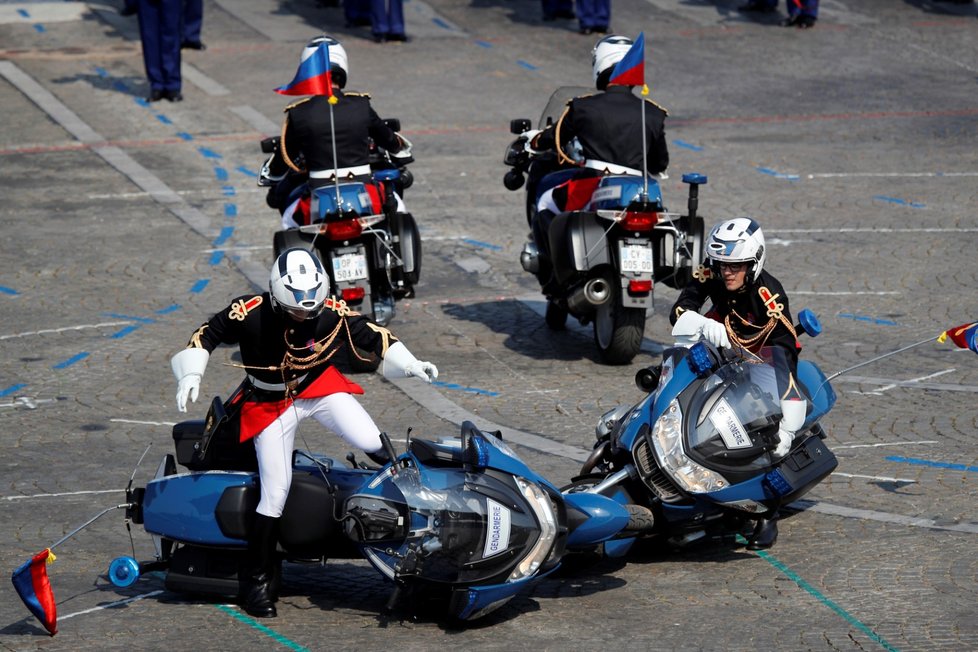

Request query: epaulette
[
  {"left": 323, "top": 297, "right": 360, "bottom": 318},
  {"left": 642, "top": 97, "right": 668, "bottom": 116},
  {"left": 284, "top": 97, "right": 312, "bottom": 111},
  {"left": 342, "top": 91, "right": 371, "bottom": 98},
  {"left": 692, "top": 264, "right": 712, "bottom": 283},
  {"left": 228, "top": 295, "right": 263, "bottom": 321}
]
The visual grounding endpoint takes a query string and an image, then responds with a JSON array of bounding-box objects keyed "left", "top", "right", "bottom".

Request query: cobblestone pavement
[{"left": 1, "top": 0, "right": 976, "bottom": 650}]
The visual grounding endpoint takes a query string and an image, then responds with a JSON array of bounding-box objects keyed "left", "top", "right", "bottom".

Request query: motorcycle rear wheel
[{"left": 594, "top": 302, "right": 645, "bottom": 365}]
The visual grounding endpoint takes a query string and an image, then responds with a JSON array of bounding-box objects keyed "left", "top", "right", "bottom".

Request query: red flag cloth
[
  {"left": 11, "top": 548, "right": 57, "bottom": 636},
  {"left": 608, "top": 32, "right": 645, "bottom": 88},
  {"left": 274, "top": 41, "right": 334, "bottom": 97},
  {"left": 939, "top": 322, "right": 978, "bottom": 353}
]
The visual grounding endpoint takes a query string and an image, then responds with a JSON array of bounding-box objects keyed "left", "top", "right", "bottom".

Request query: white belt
[
  {"left": 248, "top": 374, "right": 307, "bottom": 391},
  {"left": 309, "top": 165, "right": 371, "bottom": 180},
  {"left": 584, "top": 160, "right": 643, "bottom": 176}
]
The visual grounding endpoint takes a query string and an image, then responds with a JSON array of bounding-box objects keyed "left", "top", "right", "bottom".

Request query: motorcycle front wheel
[{"left": 593, "top": 301, "right": 645, "bottom": 365}]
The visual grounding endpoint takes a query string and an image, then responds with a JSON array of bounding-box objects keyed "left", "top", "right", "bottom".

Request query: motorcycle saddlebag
[
  {"left": 171, "top": 397, "right": 257, "bottom": 472},
  {"left": 765, "top": 434, "right": 838, "bottom": 505}
]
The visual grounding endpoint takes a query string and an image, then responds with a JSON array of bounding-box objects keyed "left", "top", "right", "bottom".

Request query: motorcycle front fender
[{"left": 563, "top": 491, "right": 631, "bottom": 549}]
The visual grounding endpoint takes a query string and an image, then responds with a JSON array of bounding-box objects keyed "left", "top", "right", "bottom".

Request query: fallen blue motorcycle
[
  {"left": 566, "top": 309, "right": 837, "bottom": 551},
  {"left": 108, "top": 388, "right": 647, "bottom": 622}
]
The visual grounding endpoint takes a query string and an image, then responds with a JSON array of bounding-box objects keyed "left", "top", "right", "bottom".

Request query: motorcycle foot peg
[{"left": 520, "top": 241, "right": 540, "bottom": 274}]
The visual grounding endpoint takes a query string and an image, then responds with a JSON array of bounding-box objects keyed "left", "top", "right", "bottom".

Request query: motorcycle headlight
[
  {"left": 508, "top": 477, "right": 558, "bottom": 582},
  {"left": 651, "top": 399, "right": 728, "bottom": 493}
]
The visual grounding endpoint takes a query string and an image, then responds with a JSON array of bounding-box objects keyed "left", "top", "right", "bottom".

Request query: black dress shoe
[
  {"left": 373, "top": 33, "right": 386, "bottom": 43},
  {"left": 120, "top": 7, "right": 137, "bottom": 17},
  {"left": 579, "top": 27, "right": 593, "bottom": 35},
  {"left": 385, "top": 33, "right": 408, "bottom": 42},
  {"left": 163, "top": 90, "right": 183, "bottom": 102},
  {"left": 593, "top": 25, "right": 609, "bottom": 34},
  {"left": 181, "top": 40, "right": 206, "bottom": 50},
  {"left": 147, "top": 89, "right": 164, "bottom": 102},
  {"left": 738, "top": 1, "right": 776, "bottom": 12},
  {"left": 554, "top": 9, "right": 576, "bottom": 18},
  {"left": 746, "top": 517, "right": 778, "bottom": 550}
]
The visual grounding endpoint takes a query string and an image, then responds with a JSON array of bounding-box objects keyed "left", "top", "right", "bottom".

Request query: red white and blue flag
[
  {"left": 11, "top": 548, "right": 58, "bottom": 636},
  {"left": 939, "top": 321, "right": 978, "bottom": 354},
  {"left": 608, "top": 32, "right": 645, "bottom": 88},
  {"left": 275, "top": 41, "right": 334, "bottom": 97}
]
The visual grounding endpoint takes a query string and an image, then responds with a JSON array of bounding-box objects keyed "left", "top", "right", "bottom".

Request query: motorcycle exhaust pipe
[
  {"left": 520, "top": 241, "right": 540, "bottom": 274},
  {"left": 567, "top": 277, "right": 611, "bottom": 314}
]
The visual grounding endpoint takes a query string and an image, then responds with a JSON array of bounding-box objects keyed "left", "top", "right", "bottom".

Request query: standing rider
[
  {"left": 170, "top": 248, "right": 438, "bottom": 618},
  {"left": 669, "top": 217, "right": 805, "bottom": 550},
  {"left": 262, "top": 35, "right": 413, "bottom": 229},
  {"left": 527, "top": 34, "right": 669, "bottom": 289}
]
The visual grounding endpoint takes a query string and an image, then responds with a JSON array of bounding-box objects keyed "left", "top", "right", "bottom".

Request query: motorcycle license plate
[
  {"left": 620, "top": 242, "right": 653, "bottom": 273},
  {"left": 332, "top": 252, "right": 368, "bottom": 282}
]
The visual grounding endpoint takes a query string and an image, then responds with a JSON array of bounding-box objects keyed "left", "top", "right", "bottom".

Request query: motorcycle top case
[{"left": 587, "top": 176, "right": 663, "bottom": 211}]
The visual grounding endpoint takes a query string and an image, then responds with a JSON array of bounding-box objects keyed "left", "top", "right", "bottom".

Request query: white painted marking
[
  {"left": 3, "top": 489, "right": 121, "bottom": 501},
  {"left": 0, "top": 397, "right": 58, "bottom": 409},
  {"left": 181, "top": 63, "right": 230, "bottom": 97},
  {"left": 110, "top": 419, "right": 177, "bottom": 427},
  {"left": 794, "top": 500, "right": 978, "bottom": 534},
  {"left": 87, "top": 188, "right": 264, "bottom": 201},
  {"left": 807, "top": 172, "right": 978, "bottom": 179},
  {"left": 836, "top": 375, "right": 978, "bottom": 393},
  {"left": 834, "top": 440, "right": 939, "bottom": 450},
  {"left": 230, "top": 105, "right": 279, "bottom": 136},
  {"left": 455, "top": 256, "right": 491, "bottom": 274},
  {"left": 0, "top": 321, "right": 132, "bottom": 340},
  {"left": 774, "top": 228, "right": 978, "bottom": 233},
  {"left": 0, "top": 3, "right": 86, "bottom": 24},
  {"left": 60, "top": 591, "right": 165, "bottom": 621},
  {"left": 855, "top": 368, "right": 957, "bottom": 395},
  {"left": 830, "top": 472, "right": 917, "bottom": 484},
  {"left": 791, "top": 291, "right": 900, "bottom": 296}
]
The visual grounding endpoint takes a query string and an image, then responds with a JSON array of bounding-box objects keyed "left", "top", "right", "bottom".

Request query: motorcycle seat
[{"left": 409, "top": 438, "right": 467, "bottom": 467}]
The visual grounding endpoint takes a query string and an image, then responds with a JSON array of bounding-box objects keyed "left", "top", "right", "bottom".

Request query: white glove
[
  {"left": 672, "top": 311, "right": 731, "bottom": 349},
  {"left": 382, "top": 341, "right": 439, "bottom": 383},
  {"left": 523, "top": 129, "right": 544, "bottom": 155},
  {"left": 171, "top": 348, "right": 210, "bottom": 413},
  {"left": 774, "top": 398, "right": 807, "bottom": 458},
  {"left": 392, "top": 133, "right": 413, "bottom": 159}
]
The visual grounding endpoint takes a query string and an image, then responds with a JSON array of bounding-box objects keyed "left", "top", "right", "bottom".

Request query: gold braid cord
[
  {"left": 187, "top": 324, "right": 208, "bottom": 348},
  {"left": 279, "top": 116, "right": 302, "bottom": 174},
  {"left": 724, "top": 286, "right": 799, "bottom": 352},
  {"left": 553, "top": 107, "right": 580, "bottom": 167}
]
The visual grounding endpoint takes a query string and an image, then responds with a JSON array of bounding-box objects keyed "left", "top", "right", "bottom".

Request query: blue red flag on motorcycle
[
  {"left": 275, "top": 41, "right": 334, "bottom": 99},
  {"left": 938, "top": 321, "right": 978, "bottom": 353},
  {"left": 608, "top": 32, "right": 645, "bottom": 89},
  {"left": 11, "top": 548, "right": 58, "bottom": 636}
]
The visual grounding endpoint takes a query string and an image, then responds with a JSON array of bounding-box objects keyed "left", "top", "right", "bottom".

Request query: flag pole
[{"left": 640, "top": 82, "right": 648, "bottom": 201}]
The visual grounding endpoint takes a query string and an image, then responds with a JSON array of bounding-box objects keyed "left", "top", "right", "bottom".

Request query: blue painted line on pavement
[
  {"left": 837, "top": 313, "right": 898, "bottom": 326},
  {"left": 222, "top": 185, "right": 236, "bottom": 196},
  {"left": 156, "top": 114, "right": 173, "bottom": 125},
  {"left": 0, "top": 286, "right": 18, "bottom": 295},
  {"left": 224, "top": 203, "right": 237, "bottom": 218},
  {"left": 873, "top": 195, "right": 925, "bottom": 209},
  {"left": 53, "top": 352, "right": 90, "bottom": 369},
  {"left": 517, "top": 60, "right": 538, "bottom": 71},
  {"left": 113, "top": 80, "right": 128, "bottom": 93},
  {"left": 0, "top": 384, "right": 27, "bottom": 397},
  {"left": 214, "top": 167, "right": 229, "bottom": 181},
  {"left": 474, "top": 40, "right": 493, "bottom": 48},
  {"left": 103, "top": 313, "right": 156, "bottom": 323},
  {"left": 432, "top": 17, "right": 451, "bottom": 29},
  {"left": 756, "top": 167, "right": 799, "bottom": 180},
  {"left": 886, "top": 456, "right": 978, "bottom": 473},
  {"left": 176, "top": 132, "right": 193, "bottom": 141},
  {"left": 33, "top": 24, "right": 46, "bottom": 33},
  {"left": 673, "top": 140, "right": 704, "bottom": 151},
  {"left": 462, "top": 238, "right": 502, "bottom": 251},
  {"left": 190, "top": 279, "right": 209, "bottom": 293},
  {"left": 215, "top": 605, "right": 309, "bottom": 651},
  {"left": 198, "top": 147, "right": 222, "bottom": 159},
  {"left": 740, "top": 536, "right": 900, "bottom": 652},
  {"left": 109, "top": 325, "right": 141, "bottom": 339},
  {"left": 17, "top": 9, "right": 29, "bottom": 17},
  {"left": 94, "top": 67, "right": 107, "bottom": 77},
  {"left": 209, "top": 250, "right": 225, "bottom": 265},
  {"left": 236, "top": 166, "right": 257, "bottom": 177},
  {"left": 432, "top": 380, "right": 499, "bottom": 397},
  {"left": 156, "top": 304, "right": 181, "bottom": 314},
  {"left": 213, "top": 226, "right": 234, "bottom": 245}
]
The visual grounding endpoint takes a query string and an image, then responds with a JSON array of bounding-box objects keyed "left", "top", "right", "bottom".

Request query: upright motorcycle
[
  {"left": 503, "top": 87, "right": 705, "bottom": 365},
  {"left": 566, "top": 309, "right": 837, "bottom": 549},
  {"left": 107, "top": 385, "right": 648, "bottom": 622},
  {"left": 258, "top": 118, "right": 421, "bottom": 329}
]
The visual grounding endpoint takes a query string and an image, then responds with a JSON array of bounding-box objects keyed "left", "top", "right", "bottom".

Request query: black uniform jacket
[
  {"left": 670, "top": 266, "right": 800, "bottom": 372},
  {"left": 277, "top": 90, "right": 402, "bottom": 182},
  {"left": 186, "top": 293, "right": 398, "bottom": 395},
  {"left": 534, "top": 85, "right": 669, "bottom": 174}
]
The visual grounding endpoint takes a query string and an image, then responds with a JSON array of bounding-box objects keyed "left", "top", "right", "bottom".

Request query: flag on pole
[
  {"left": 11, "top": 548, "right": 58, "bottom": 636},
  {"left": 938, "top": 321, "right": 978, "bottom": 354},
  {"left": 608, "top": 32, "right": 646, "bottom": 94},
  {"left": 274, "top": 41, "right": 335, "bottom": 101}
]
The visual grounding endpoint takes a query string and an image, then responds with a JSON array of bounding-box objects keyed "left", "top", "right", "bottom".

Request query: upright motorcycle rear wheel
[{"left": 593, "top": 299, "right": 645, "bottom": 365}]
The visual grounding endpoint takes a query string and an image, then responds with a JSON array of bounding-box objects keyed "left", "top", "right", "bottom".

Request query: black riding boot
[
  {"left": 746, "top": 516, "right": 779, "bottom": 550},
  {"left": 241, "top": 514, "right": 279, "bottom": 618}
]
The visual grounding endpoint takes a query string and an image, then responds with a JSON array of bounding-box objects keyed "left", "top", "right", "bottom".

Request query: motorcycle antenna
[
  {"left": 309, "top": 91, "right": 344, "bottom": 253},
  {"left": 824, "top": 334, "right": 944, "bottom": 384}
]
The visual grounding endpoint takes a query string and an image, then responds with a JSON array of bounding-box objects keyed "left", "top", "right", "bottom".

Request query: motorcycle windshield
[
  {"left": 353, "top": 464, "right": 545, "bottom": 585},
  {"left": 538, "top": 86, "right": 591, "bottom": 129},
  {"left": 684, "top": 347, "right": 790, "bottom": 475}
]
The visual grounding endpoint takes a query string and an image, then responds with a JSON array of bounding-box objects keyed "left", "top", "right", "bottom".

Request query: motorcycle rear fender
[
  {"left": 563, "top": 492, "right": 631, "bottom": 549},
  {"left": 549, "top": 211, "right": 611, "bottom": 285}
]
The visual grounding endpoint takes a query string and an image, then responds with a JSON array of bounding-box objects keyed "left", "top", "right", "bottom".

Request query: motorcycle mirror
[
  {"left": 503, "top": 169, "right": 526, "bottom": 191},
  {"left": 634, "top": 365, "right": 661, "bottom": 393},
  {"left": 796, "top": 308, "right": 822, "bottom": 338},
  {"left": 510, "top": 118, "right": 531, "bottom": 134},
  {"left": 384, "top": 118, "right": 401, "bottom": 132},
  {"left": 260, "top": 136, "right": 280, "bottom": 154},
  {"left": 400, "top": 168, "right": 414, "bottom": 190}
]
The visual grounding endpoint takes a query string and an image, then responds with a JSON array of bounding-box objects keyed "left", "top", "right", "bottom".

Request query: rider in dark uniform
[
  {"left": 669, "top": 217, "right": 804, "bottom": 551},
  {"left": 170, "top": 249, "right": 437, "bottom": 618},
  {"left": 527, "top": 35, "right": 668, "bottom": 288}
]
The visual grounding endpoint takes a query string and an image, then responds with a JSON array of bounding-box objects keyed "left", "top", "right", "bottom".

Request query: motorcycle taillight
[
  {"left": 628, "top": 279, "right": 652, "bottom": 295},
  {"left": 326, "top": 219, "right": 363, "bottom": 240},
  {"left": 341, "top": 287, "right": 366, "bottom": 302},
  {"left": 621, "top": 211, "right": 658, "bottom": 232}
]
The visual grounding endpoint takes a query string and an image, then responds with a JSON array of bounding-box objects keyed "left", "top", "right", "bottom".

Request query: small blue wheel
[{"left": 108, "top": 556, "right": 140, "bottom": 588}]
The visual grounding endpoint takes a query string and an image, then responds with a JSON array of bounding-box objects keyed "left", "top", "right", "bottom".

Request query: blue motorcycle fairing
[
  {"left": 452, "top": 567, "right": 561, "bottom": 620},
  {"left": 796, "top": 360, "right": 836, "bottom": 428},
  {"left": 603, "top": 538, "right": 636, "bottom": 558},
  {"left": 313, "top": 182, "right": 377, "bottom": 220},
  {"left": 588, "top": 175, "right": 663, "bottom": 211},
  {"left": 563, "top": 492, "right": 631, "bottom": 548},
  {"left": 617, "top": 354, "right": 700, "bottom": 452},
  {"left": 143, "top": 471, "right": 256, "bottom": 546}
]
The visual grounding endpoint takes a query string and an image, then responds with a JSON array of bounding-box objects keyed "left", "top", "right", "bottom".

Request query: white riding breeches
[{"left": 253, "top": 393, "right": 382, "bottom": 517}]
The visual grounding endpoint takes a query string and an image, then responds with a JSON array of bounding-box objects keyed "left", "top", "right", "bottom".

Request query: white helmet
[
  {"left": 706, "top": 217, "right": 766, "bottom": 283},
  {"left": 592, "top": 35, "right": 634, "bottom": 90},
  {"left": 302, "top": 35, "right": 348, "bottom": 89},
  {"left": 269, "top": 248, "right": 330, "bottom": 320}
]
